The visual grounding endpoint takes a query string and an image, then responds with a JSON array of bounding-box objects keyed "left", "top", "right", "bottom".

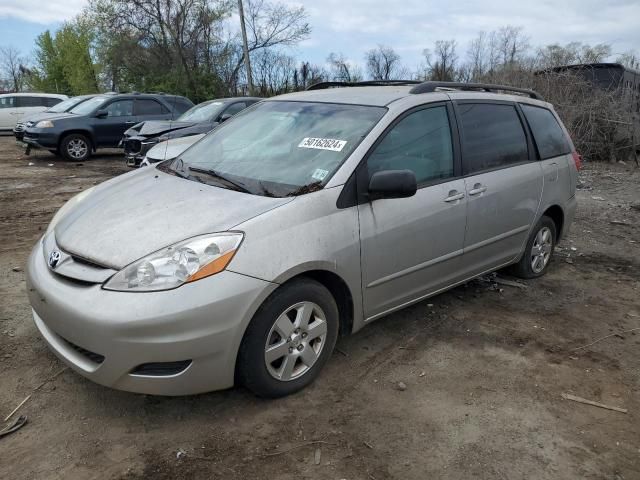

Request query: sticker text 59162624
[{"left": 298, "top": 137, "right": 347, "bottom": 152}]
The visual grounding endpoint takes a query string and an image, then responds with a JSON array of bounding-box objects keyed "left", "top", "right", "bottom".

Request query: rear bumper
[
  {"left": 561, "top": 195, "right": 577, "bottom": 240},
  {"left": 26, "top": 240, "right": 277, "bottom": 395}
]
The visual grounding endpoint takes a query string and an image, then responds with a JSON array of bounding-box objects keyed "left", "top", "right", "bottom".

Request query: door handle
[
  {"left": 468, "top": 183, "right": 487, "bottom": 196},
  {"left": 444, "top": 191, "right": 465, "bottom": 203}
]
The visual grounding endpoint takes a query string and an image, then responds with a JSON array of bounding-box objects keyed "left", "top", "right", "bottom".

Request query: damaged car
[
  {"left": 139, "top": 133, "right": 205, "bottom": 167},
  {"left": 123, "top": 97, "right": 261, "bottom": 167}
]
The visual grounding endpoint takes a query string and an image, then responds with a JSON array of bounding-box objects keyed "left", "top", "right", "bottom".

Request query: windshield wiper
[{"left": 188, "top": 167, "right": 252, "bottom": 194}]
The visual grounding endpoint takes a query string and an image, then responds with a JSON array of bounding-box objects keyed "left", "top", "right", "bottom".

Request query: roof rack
[
  {"left": 409, "top": 81, "right": 543, "bottom": 100},
  {"left": 306, "top": 80, "right": 422, "bottom": 91}
]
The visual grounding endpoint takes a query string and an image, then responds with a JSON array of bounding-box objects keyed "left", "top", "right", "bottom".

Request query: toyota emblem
[{"left": 48, "top": 250, "right": 61, "bottom": 269}]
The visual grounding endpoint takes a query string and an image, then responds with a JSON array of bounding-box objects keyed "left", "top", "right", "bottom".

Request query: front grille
[
  {"left": 123, "top": 139, "right": 141, "bottom": 154},
  {"left": 130, "top": 360, "right": 192, "bottom": 376},
  {"left": 62, "top": 337, "right": 105, "bottom": 364}
]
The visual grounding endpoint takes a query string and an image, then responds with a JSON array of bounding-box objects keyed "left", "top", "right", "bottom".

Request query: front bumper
[
  {"left": 23, "top": 130, "right": 59, "bottom": 150},
  {"left": 26, "top": 241, "right": 277, "bottom": 395},
  {"left": 124, "top": 137, "right": 157, "bottom": 168}
]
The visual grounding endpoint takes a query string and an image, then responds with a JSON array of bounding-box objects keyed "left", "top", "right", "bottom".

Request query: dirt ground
[{"left": 1, "top": 133, "right": 639, "bottom": 480}]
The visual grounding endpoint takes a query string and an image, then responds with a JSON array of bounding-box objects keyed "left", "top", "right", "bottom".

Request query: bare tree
[
  {"left": 616, "top": 50, "right": 640, "bottom": 70},
  {"left": 423, "top": 40, "right": 458, "bottom": 81},
  {"left": 365, "top": 45, "right": 408, "bottom": 80},
  {"left": 467, "top": 32, "right": 488, "bottom": 81},
  {"left": 494, "top": 26, "right": 529, "bottom": 67},
  {"left": 327, "top": 52, "right": 363, "bottom": 82},
  {"left": 0, "top": 46, "right": 26, "bottom": 91}
]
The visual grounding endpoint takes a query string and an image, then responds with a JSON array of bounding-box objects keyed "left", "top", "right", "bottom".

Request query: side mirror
[
  {"left": 368, "top": 170, "right": 417, "bottom": 200},
  {"left": 219, "top": 113, "right": 232, "bottom": 123},
  {"left": 95, "top": 109, "right": 108, "bottom": 119}
]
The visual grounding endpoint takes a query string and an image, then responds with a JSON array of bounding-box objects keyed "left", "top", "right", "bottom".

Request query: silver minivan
[{"left": 26, "top": 81, "right": 579, "bottom": 397}]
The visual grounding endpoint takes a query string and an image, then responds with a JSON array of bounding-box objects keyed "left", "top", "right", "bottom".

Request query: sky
[{"left": 0, "top": 0, "right": 638, "bottom": 71}]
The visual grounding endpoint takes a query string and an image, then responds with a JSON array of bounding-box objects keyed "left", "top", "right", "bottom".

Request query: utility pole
[{"left": 238, "top": 0, "right": 254, "bottom": 95}]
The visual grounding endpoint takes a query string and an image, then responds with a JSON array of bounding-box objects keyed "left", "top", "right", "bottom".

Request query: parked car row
[
  {"left": 123, "top": 97, "right": 261, "bottom": 167},
  {"left": 10, "top": 91, "right": 259, "bottom": 165}
]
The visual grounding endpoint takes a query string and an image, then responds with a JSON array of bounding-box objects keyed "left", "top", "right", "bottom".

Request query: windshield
[
  {"left": 178, "top": 101, "right": 226, "bottom": 122},
  {"left": 70, "top": 96, "right": 107, "bottom": 115},
  {"left": 168, "top": 101, "right": 385, "bottom": 197},
  {"left": 48, "top": 96, "right": 88, "bottom": 113}
]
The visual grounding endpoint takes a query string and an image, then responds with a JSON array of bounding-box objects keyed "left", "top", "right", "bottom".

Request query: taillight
[{"left": 571, "top": 151, "right": 582, "bottom": 171}]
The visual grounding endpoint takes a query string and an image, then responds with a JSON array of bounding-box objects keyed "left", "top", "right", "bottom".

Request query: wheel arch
[
  {"left": 542, "top": 204, "right": 564, "bottom": 241},
  {"left": 278, "top": 270, "right": 355, "bottom": 337},
  {"left": 59, "top": 130, "right": 95, "bottom": 152}
]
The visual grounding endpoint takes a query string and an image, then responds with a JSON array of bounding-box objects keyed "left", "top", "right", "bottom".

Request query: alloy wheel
[
  {"left": 67, "top": 139, "right": 88, "bottom": 159},
  {"left": 264, "top": 301, "right": 327, "bottom": 381},
  {"left": 531, "top": 226, "right": 552, "bottom": 273}
]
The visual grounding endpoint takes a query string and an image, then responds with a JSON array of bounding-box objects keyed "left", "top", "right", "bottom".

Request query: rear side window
[
  {"left": 458, "top": 103, "right": 528, "bottom": 174},
  {"left": 135, "top": 99, "right": 165, "bottom": 115},
  {"left": 167, "top": 97, "right": 193, "bottom": 113},
  {"left": 17, "top": 96, "right": 49, "bottom": 107},
  {"left": 368, "top": 106, "right": 454, "bottom": 184},
  {"left": 520, "top": 104, "right": 571, "bottom": 159}
]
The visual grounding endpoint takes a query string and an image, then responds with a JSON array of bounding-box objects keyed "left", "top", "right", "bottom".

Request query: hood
[
  {"left": 33, "top": 112, "right": 76, "bottom": 123},
  {"left": 55, "top": 168, "right": 293, "bottom": 269},
  {"left": 23, "top": 111, "right": 67, "bottom": 125},
  {"left": 133, "top": 120, "right": 198, "bottom": 137},
  {"left": 146, "top": 134, "right": 206, "bottom": 161}
]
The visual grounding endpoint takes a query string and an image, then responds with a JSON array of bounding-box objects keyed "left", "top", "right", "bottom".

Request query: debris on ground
[
  {"left": 396, "top": 382, "right": 407, "bottom": 391},
  {"left": 11, "top": 267, "right": 22, "bottom": 272},
  {"left": 571, "top": 328, "right": 640, "bottom": 351},
  {"left": 176, "top": 448, "right": 186, "bottom": 459},
  {"left": 0, "top": 415, "right": 28, "bottom": 439},
  {"left": 314, "top": 448, "right": 321, "bottom": 465},
  {"left": 561, "top": 393, "right": 627, "bottom": 414}
]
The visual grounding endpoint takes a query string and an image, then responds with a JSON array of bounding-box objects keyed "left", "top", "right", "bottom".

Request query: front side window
[
  {"left": 105, "top": 100, "right": 134, "bottom": 117},
  {"left": 178, "top": 101, "right": 226, "bottom": 122},
  {"left": 367, "top": 106, "right": 454, "bottom": 184},
  {"left": 0, "top": 96, "right": 16, "bottom": 108},
  {"left": 458, "top": 103, "right": 528, "bottom": 174},
  {"left": 168, "top": 101, "right": 386, "bottom": 197},
  {"left": 520, "top": 104, "right": 570, "bottom": 159},
  {"left": 222, "top": 102, "right": 247, "bottom": 118}
]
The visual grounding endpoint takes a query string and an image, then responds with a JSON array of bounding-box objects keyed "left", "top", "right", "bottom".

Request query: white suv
[{"left": 0, "top": 93, "right": 68, "bottom": 131}]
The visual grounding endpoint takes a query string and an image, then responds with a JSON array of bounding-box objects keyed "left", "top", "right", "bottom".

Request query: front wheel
[
  {"left": 510, "top": 216, "right": 557, "bottom": 279},
  {"left": 61, "top": 133, "right": 91, "bottom": 162},
  {"left": 237, "top": 278, "right": 339, "bottom": 398}
]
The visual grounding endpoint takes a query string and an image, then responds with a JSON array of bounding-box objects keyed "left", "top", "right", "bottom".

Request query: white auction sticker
[
  {"left": 312, "top": 169, "right": 329, "bottom": 181},
  {"left": 298, "top": 137, "right": 347, "bottom": 152}
]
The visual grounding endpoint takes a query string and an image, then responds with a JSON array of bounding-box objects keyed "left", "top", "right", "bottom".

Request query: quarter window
[
  {"left": 458, "top": 103, "right": 528, "bottom": 174},
  {"left": 368, "top": 106, "right": 454, "bottom": 184},
  {"left": 105, "top": 100, "right": 134, "bottom": 117},
  {"left": 520, "top": 104, "right": 571, "bottom": 159}
]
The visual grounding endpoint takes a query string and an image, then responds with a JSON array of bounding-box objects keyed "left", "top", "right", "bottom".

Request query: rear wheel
[
  {"left": 237, "top": 278, "right": 339, "bottom": 398},
  {"left": 510, "top": 216, "right": 557, "bottom": 279},
  {"left": 61, "top": 134, "right": 91, "bottom": 161}
]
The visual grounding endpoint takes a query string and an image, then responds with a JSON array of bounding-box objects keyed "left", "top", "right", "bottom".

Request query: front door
[
  {"left": 93, "top": 99, "right": 136, "bottom": 147},
  {"left": 358, "top": 103, "right": 467, "bottom": 320},
  {"left": 0, "top": 96, "right": 17, "bottom": 129},
  {"left": 455, "top": 101, "right": 542, "bottom": 277}
]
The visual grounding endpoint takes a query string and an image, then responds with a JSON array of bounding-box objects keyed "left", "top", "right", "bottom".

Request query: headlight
[
  {"left": 103, "top": 232, "right": 243, "bottom": 292},
  {"left": 35, "top": 120, "right": 54, "bottom": 128},
  {"left": 46, "top": 186, "right": 96, "bottom": 234}
]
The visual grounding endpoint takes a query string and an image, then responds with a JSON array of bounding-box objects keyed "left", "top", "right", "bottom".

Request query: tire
[
  {"left": 509, "top": 216, "right": 557, "bottom": 279},
  {"left": 237, "top": 278, "right": 339, "bottom": 398},
  {"left": 60, "top": 133, "right": 91, "bottom": 162}
]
